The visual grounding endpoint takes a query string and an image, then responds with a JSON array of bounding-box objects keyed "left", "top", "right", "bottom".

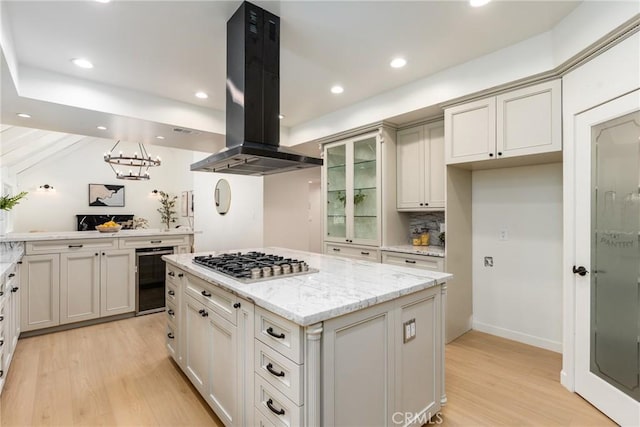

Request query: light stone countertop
[
  {"left": 0, "top": 228, "right": 194, "bottom": 242},
  {"left": 380, "top": 245, "right": 445, "bottom": 258},
  {"left": 163, "top": 247, "right": 452, "bottom": 327}
]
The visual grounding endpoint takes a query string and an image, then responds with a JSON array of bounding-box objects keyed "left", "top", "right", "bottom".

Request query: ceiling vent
[{"left": 173, "top": 127, "right": 201, "bottom": 136}]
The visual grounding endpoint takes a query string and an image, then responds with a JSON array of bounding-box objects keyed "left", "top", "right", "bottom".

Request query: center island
[{"left": 162, "top": 247, "right": 452, "bottom": 427}]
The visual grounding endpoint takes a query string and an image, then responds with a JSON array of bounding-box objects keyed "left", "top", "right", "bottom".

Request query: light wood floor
[{"left": 1, "top": 314, "right": 614, "bottom": 427}]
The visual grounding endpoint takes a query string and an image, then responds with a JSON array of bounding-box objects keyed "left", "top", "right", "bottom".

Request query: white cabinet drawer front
[
  {"left": 255, "top": 407, "right": 277, "bottom": 427},
  {"left": 118, "top": 235, "right": 189, "bottom": 249},
  {"left": 185, "top": 275, "right": 237, "bottom": 325},
  {"left": 255, "top": 307, "right": 303, "bottom": 364},
  {"left": 166, "top": 281, "right": 179, "bottom": 305},
  {"left": 166, "top": 265, "right": 185, "bottom": 286},
  {"left": 26, "top": 239, "right": 117, "bottom": 255},
  {"left": 166, "top": 323, "right": 178, "bottom": 362},
  {"left": 255, "top": 339, "right": 304, "bottom": 405},
  {"left": 166, "top": 301, "right": 178, "bottom": 326},
  {"left": 325, "top": 243, "right": 380, "bottom": 262},
  {"left": 255, "top": 375, "right": 302, "bottom": 427},
  {"left": 381, "top": 252, "right": 444, "bottom": 272}
]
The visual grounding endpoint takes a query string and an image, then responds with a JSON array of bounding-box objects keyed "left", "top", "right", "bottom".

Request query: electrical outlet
[
  {"left": 439, "top": 223, "right": 445, "bottom": 233},
  {"left": 499, "top": 228, "right": 509, "bottom": 241},
  {"left": 484, "top": 256, "right": 494, "bottom": 267},
  {"left": 403, "top": 319, "right": 416, "bottom": 343}
]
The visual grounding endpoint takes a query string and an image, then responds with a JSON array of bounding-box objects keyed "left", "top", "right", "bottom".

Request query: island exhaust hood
[{"left": 190, "top": 1, "right": 323, "bottom": 176}]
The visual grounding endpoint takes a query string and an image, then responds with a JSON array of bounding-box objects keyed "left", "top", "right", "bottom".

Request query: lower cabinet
[
  {"left": 178, "top": 271, "right": 254, "bottom": 427},
  {"left": 22, "top": 248, "right": 135, "bottom": 332},
  {"left": 0, "top": 261, "right": 21, "bottom": 395},
  {"left": 381, "top": 251, "right": 444, "bottom": 272},
  {"left": 324, "top": 242, "right": 381, "bottom": 262}
]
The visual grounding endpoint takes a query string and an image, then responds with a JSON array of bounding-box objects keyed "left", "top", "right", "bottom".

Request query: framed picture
[{"left": 89, "top": 184, "right": 125, "bottom": 207}]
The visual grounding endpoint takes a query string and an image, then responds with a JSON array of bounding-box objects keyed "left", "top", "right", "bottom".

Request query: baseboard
[{"left": 472, "top": 320, "right": 562, "bottom": 353}]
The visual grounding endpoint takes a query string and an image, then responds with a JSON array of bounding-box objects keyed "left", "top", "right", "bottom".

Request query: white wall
[
  {"left": 192, "top": 152, "right": 263, "bottom": 252},
  {"left": 472, "top": 163, "right": 563, "bottom": 352},
  {"left": 263, "top": 167, "right": 321, "bottom": 252},
  {"left": 14, "top": 139, "right": 193, "bottom": 231}
]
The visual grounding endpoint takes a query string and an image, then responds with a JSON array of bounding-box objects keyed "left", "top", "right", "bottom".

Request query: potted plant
[
  {"left": 157, "top": 191, "right": 178, "bottom": 230},
  {"left": 0, "top": 191, "right": 28, "bottom": 211}
]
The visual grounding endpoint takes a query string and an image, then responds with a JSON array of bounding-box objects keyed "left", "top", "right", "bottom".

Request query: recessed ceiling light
[
  {"left": 330, "top": 85, "right": 344, "bottom": 94},
  {"left": 71, "top": 58, "right": 94, "bottom": 69},
  {"left": 156, "top": 135, "right": 165, "bottom": 140},
  {"left": 469, "top": 0, "right": 491, "bottom": 7},
  {"left": 17, "top": 113, "right": 31, "bottom": 118},
  {"left": 278, "top": 114, "right": 285, "bottom": 119},
  {"left": 97, "top": 126, "right": 107, "bottom": 130},
  {"left": 390, "top": 58, "right": 407, "bottom": 68},
  {"left": 195, "top": 91, "right": 208, "bottom": 99}
]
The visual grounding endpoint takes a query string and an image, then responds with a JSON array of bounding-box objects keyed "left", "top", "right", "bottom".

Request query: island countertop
[
  {"left": 163, "top": 247, "right": 452, "bottom": 326},
  {"left": 0, "top": 228, "right": 194, "bottom": 242}
]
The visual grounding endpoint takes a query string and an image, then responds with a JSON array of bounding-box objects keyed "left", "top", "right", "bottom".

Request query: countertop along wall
[{"left": 13, "top": 138, "right": 193, "bottom": 232}]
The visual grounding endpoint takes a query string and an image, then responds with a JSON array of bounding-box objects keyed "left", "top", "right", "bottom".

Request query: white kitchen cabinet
[
  {"left": 324, "top": 242, "right": 380, "bottom": 263},
  {"left": 397, "top": 121, "right": 445, "bottom": 210},
  {"left": 207, "top": 309, "right": 238, "bottom": 427},
  {"left": 445, "top": 79, "right": 561, "bottom": 165},
  {"left": 184, "top": 293, "right": 209, "bottom": 394},
  {"left": 0, "top": 261, "right": 21, "bottom": 394},
  {"left": 381, "top": 251, "right": 444, "bottom": 272},
  {"left": 60, "top": 251, "right": 100, "bottom": 324},
  {"left": 20, "top": 254, "right": 60, "bottom": 332},
  {"left": 324, "top": 131, "right": 381, "bottom": 246},
  {"left": 100, "top": 249, "right": 135, "bottom": 316}
]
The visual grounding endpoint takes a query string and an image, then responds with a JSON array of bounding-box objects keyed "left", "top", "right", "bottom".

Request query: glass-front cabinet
[{"left": 324, "top": 131, "right": 381, "bottom": 246}]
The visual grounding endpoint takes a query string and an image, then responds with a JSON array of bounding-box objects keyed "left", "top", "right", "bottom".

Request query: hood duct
[{"left": 190, "top": 1, "right": 323, "bottom": 176}]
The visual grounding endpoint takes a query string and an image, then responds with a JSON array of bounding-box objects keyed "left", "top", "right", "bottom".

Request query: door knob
[{"left": 572, "top": 265, "right": 589, "bottom": 276}]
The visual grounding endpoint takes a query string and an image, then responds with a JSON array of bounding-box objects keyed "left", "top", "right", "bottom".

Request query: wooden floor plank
[{"left": 1, "top": 314, "right": 613, "bottom": 426}]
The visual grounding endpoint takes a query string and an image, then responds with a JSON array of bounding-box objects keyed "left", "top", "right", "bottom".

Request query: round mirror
[{"left": 214, "top": 179, "right": 231, "bottom": 215}]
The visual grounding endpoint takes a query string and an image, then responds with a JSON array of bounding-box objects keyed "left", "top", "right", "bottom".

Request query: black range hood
[{"left": 191, "top": 1, "right": 322, "bottom": 176}]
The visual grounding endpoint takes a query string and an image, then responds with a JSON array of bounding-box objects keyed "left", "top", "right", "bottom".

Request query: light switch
[{"left": 403, "top": 318, "right": 416, "bottom": 343}]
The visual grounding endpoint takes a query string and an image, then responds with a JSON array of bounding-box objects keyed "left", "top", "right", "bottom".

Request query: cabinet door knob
[
  {"left": 424, "top": 203, "right": 429, "bottom": 206},
  {"left": 572, "top": 265, "right": 589, "bottom": 276},
  {"left": 102, "top": 252, "right": 105, "bottom": 256},
  {"left": 11, "top": 287, "right": 18, "bottom": 293},
  {"left": 419, "top": 203, "right": 424, "bottom": 206},
  {"left": 266, "top": 399, "right": 285, "bottom": 416},
  {"left": 489, "top": 153, "right": 494, "bottom": 157},
  {"left": 167, "top": 309, "right": 175, "bottom": 316},
  {"left": 95, "top": 253, "right": 99, "bottom": 256},
  {"left": 266, "top": 327, "right": 285, "bottom": 339},
  {"left": 8, "top": 273, "right": 15, "bottom": 278},
  {"left": 266, "top": 363, "right": 285, "bottom": 377},
  {"left": 168, "top": 290, "right": 175, "bottom": 296},
  {"left": 233, "top": 302, "right": 241, "bottom": 309},
  {"left": 497, "top": 152, "right": 503, "bottom": 156},
  {"left": 201, "top": 310, "right": 208, "bottom": 317},
  {"left": 168, "top": 271, "right": 175, "bottom": 277},
  {"left": 0, "top": 316, "right": 4, "bottom": 322},
  {"left": 17, "top": 261, "right": 22, "bottom": 265},
  {"left": 178, "top": 273, "right": 184, "bottom": 278}
]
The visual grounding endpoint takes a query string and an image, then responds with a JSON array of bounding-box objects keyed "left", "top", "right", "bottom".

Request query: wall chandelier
[{"left": 103, "top": 140, "right": 161, "bottom": 180}]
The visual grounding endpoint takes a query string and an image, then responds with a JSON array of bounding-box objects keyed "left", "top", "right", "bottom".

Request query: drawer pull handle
[
  {"left": 17, "top": 261, "right": 22, "bottom": 265},
  {"left": 360, "top": 251, "right": 370, "bottom": 255},
  {"left": 332, "top": 248, "right": 341, "bottom": 252},
  {"left": 198, "top": 309, "right": 209, "bottom": 317},
  {"left": 233, "top": 302, "right": 241, "bottom": 309},
  {"left": 0, "top": 370, "right": 3, "bottom": 378},
  {"left": 168, "top": 290, "right": 175, "bottom": 296},
  {"left": 266, "top": 399, "right": 285, "bottom": 416},
  {"left": 11, "top": 287, "right": 18, "bottom": 293},
  {"left": 178, "top": 273, "right": 184, "bottom": 278},
  {"left": 68, "top": 244, "right": 84, "bottom": 248},
  {"left": 266, "top": 327, "right": 285, "bottom": 340},
  {"left": 167, "top": 309, "right": 175, "bottom": 316},
  {"left": 168, "top": 271, "right": 175, "bottom": 277},
  {"left": 0, "top": 339, "right": 3, "bottom": 347},
  {"left": 0, "top": 316, "right": 3, "bottom": 322},
  {"left": 266, "top": 363, "right": 285, "bottom": 377},
  {"left": 8, "top": 273, "right": 15, "bottom": 278},
  {"left": 167, "top": 332, "right": 174, "bottom": 339},
  {"left": 151, "top": 240, "right": 162, "bottom": 244},
  {"left": 405, "top": 260, "right": 417, "bottom": 264},
  {"left": 0, "top": 291, "right": 3, "bottom": 297},
  {"left": 201, "top": 290, "right": 212, "bottom": 298}
]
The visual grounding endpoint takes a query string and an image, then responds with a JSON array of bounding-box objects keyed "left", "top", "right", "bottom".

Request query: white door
[{"left": 574, "top": 90, "right": 640, "bottom": 426}]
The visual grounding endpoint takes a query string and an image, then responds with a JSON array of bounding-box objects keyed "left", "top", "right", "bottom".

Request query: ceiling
[{"left": 1, "top": 0, "right": 581, "bottom": 148}]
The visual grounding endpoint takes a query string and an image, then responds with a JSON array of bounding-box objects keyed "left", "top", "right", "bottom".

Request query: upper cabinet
[
  {"left": 445, "top": 79, "right": 561, "bottom": 165},
  {"left": 324, "top": 131, "right": 381, "bottom": 246},
  {"left": 396, "top": 121, "right": 445, "bottom": 210}
]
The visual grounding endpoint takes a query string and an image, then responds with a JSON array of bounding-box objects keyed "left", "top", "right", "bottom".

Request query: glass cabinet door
[
  {"left": 326, "top": 144, "right": 347, "bottom": 240},
  {"left": 352, "top": 136, "right": 378, "bottom": 242}
]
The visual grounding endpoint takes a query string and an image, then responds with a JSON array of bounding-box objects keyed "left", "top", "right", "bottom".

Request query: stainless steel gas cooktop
[{"left": 192, "top": 251, "right": 318, "bottom": 283}]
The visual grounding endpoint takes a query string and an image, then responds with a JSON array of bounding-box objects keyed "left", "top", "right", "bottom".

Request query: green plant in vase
[
  {"left": 336, "top": 191, "right": 347, "bottom": 207},
  {"left": 157, "top": 190, "right": 178, "bottom": 230},
  {"left": 0, "top": 191, "right": 28, "bottom": 211},
  {"left": 353, "top": 190, "right": 367, "bottom": 206}
]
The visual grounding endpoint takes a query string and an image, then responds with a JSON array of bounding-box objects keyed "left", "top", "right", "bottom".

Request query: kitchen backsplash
[{"left": 409, "top": 212, "right": 445, "bottom": 247}]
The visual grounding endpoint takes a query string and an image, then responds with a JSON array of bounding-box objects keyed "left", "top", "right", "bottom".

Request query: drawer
[
  {"left": 166, "top": 265, "right": 185, "bottom": 286},
  {"left": 166, "top": 300, "right": 178, "bottom": 326},
  {"left": 255, "top": 307, "right": 303, "bottom": 364},
  {"left": 255, "top": 374, "right": 302, "bottom": 427},
  {"left": 255, "top": 339, "right": 303, "bottom": 405},
  {"left": 26, "top": 238, "right": 117, "bottom": 255},
  {"left": 381, "top": 251, "right": 444, "bottom": 272},
  {"left": 166, "top": 323, "right": 178, "bottom": 362},
  {"left": 185, "top": 275, "right": 237, "bottom": 325},
  {"left": 166, "top": 281, "right": 179, "bottom": 306},
  {"left": 255, "top": 407, "right": 277, "bottom": 427},
  {"left": 119, "top": 235, "right": 190, "bottom": 250},
  {"left": 325, "top": 243, "right": 380, "bottom": 262}
]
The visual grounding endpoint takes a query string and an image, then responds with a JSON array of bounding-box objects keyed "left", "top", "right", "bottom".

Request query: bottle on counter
[
  {"left": 420, "top": 228, "right": 430, "bottom": 246},
  {"left": 412, "top": 229, "right": 422, "bottom": 246}
]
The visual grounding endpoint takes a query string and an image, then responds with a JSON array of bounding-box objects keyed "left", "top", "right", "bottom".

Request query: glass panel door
[
  {"left": 326, "top": 144, "right": 347, "bottom": 240},
  {"left": 352, "top": 136, "right": 378, "bottom": 242},
  {"left": 590, "top": 110, "right": 640, "bottom": 401}
]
